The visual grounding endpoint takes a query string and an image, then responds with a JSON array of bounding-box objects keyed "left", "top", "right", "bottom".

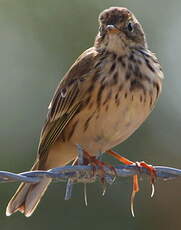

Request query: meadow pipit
[{"left": 6, "top": 7, "right": 163, "bottom": 217}]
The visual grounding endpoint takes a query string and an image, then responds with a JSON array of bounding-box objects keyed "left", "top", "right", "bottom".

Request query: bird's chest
[{"left": 66, "top": 68, "right": 152, "bottom": 154}]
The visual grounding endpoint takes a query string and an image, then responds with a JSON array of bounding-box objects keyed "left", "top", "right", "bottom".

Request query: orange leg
[
  {"left": 106, "top": 149, "right": 134, "bottom": 165},
  {"left": 106, "top": 149, "right": 156, "bottom": 216}
]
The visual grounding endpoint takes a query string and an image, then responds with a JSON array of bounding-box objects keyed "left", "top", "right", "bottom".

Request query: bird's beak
[{"left": 106, "top": 25, "right": 120, "bottom": 34}]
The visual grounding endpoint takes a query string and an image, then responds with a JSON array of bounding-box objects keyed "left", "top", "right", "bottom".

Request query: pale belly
[{"left": 65, "top": 89, "right": 153, "bottom": 155}]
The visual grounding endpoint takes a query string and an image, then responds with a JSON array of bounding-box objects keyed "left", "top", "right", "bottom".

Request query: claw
[
  {"left": 130, "top": 175, "right": 139, "bottom": 217},
  {"left": 151, "top": 183, "right": 155, "bottom": 198},
  {"left": 139, "top": 161, "right": 156, "bottom": 197},
  {"left": 84, "top": 183, "right": 88, "bottom": 206},
  {"left": 102, "top": 183, "right": 107, "bottom": 196}
]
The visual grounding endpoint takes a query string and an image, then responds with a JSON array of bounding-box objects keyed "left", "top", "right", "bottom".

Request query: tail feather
[
  {"left": 6, "top": 182, "right": 31, "bottom": 215},
  {"left": 6, "top": 161, "right": 52, "bottom": 217},
  {"left": 25, "top": 177, "right": 52, "bottom": 217},
  {"left": 6, "top": 178, "right": 52, "bottom": 217}
]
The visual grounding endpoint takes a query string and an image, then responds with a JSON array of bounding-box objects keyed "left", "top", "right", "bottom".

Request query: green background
[{"left": 0, "top": 0, "right": 180, "bottom": 229}]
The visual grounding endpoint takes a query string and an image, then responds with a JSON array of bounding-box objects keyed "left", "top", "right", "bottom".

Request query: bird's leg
[
  {"left": 106, "top": 149, "right": 156, "bottom": 216},
  {"left": 106, "top": 149, "right": 134, "bottom": 165},
  {"left": 83, "top": 150, "right": 117, "bottom": 183},
  {"left": 137, "top": 161, "right": 156, "bottom": 185}
]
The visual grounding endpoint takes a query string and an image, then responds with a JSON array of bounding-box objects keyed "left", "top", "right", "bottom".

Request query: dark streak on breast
[
  {"left": 125, "top": 72, "right": 131, "bottom": 80},
  {"left": 145, "top": 58, "right": 155, "bottom": 73},
  {"left": 129, "top": 54, "right": 136, "bottom": 62},
  {"left": 112, "top": 72, "right": 118, "bottom": 85},
  {"left": 83, "top": 112, "right": 95, "bottom": 132},
  {"left": 128, "top": 63, "right": 133, "bottom": 72},
  {"left": 74, "top": 102, "right": 85, "bottom": 116},
  {"left": 87, "top": 84, "right": 94, "bottom": 94},
  {"left": 94, "top": 61, "right": 102, "bottom": 68},
  {"left": 130, "top": 79, "right": 146, "bottom": 93},
  {"left": 92, "top": 70, "right": 100, "bottom": 82},
  {"left": 100, "top": 54, "right": 107, "bottom": 61},
  {"left": 109, "top": 62, "right": 116, "bottom": 73},
  {"left": 112, "top": 52, "right": 117, "bottom": 60},
  {"left": 96, "top": 84, "right": 106, "bottom": 108},
  {"left": 133, "top": 65, "right": 141, "bottom": 77},
  {"left": 118, "top": 56, "right": 126, "bottom": 68},
  {"left": 100, "top": 76, "right": 106, "bottom": 84},
  {"left": 137, "top": 48, "right": 159, "bottom": 64},
  {"left": 115, "top": 92, "right": 119, "bottom": 101},
  {"left": 67, "top": 120, "right": 79, "bottom": 140},
  {"left": 140, "top": 95, "right": 143, "bottom": 102},
  {"left": 103, "top": 89, "right": 112, "bottom": 105},
  {"left": 85, "top": 95, "right": 91, "bottom": 105}
]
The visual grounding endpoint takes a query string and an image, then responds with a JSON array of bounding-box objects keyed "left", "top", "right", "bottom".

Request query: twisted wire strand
[{"left": 0, "top": 164, "right": 180, "bottom": 184}]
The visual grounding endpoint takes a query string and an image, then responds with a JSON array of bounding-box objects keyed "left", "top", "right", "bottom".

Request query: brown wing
[{"left": 37, "top": 47, "right": 98, "bottom": 159}]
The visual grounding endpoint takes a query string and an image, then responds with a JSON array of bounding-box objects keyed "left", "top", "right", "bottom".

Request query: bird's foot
[
  {"left": 83, "top": 150, "right": 117, "bottom": 184},
  {"left": 135, "top": 161, "right": 156, "bottom": 196},
  {"left": 106, "top": 149, "right": 156, "bottom": 217}
]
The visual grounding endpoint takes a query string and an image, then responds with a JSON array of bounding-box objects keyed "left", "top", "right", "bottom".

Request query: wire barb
[{"left": 64, "top": 179, "right": 74, "bottom": 200}]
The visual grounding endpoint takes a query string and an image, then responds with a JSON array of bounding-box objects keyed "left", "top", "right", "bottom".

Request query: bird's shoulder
[{"left": 48, "top": 47, "right": 99, "bottom": 120}]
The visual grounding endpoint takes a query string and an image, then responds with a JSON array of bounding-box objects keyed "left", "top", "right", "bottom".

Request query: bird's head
[{"left": 95, "top": 7, "right": 147, "bottom": 54}]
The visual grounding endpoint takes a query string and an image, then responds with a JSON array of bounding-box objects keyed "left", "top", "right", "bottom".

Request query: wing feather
[{"left": 37, "top": 47, "right": 98, "bottom": 160}]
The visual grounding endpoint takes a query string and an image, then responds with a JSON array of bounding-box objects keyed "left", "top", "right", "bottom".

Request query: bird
[{"left": 6, "top": 6, "right": 163, "bottom": 217}]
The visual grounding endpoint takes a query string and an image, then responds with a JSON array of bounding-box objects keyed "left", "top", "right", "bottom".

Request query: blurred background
[{"left": 0, "top": 0, "right": 180, "bottom": 229}]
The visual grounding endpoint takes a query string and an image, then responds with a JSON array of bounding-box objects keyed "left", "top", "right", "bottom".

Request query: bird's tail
[{"left": 6, "top": 161, "right": 52, "bottom": 217}]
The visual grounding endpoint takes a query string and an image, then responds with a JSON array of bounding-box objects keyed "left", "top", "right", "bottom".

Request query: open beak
[{"left": 106, "top": 25, "right": 120, "bottom": 34}]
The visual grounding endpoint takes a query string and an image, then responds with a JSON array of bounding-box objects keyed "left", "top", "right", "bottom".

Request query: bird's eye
[{"left": 127, "top": 22, "right": 134, "bottom": 32}]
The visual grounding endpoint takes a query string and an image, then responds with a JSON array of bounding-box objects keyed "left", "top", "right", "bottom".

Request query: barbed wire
[
  {"left": 3, "top": 145, "right": 181, "bottom": 216},
  {"left": 1, "top": 163, "right": 181, "bottom": 185},
  {"left": 1, "top": 158, "right": 181, "bottom": 215}
]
